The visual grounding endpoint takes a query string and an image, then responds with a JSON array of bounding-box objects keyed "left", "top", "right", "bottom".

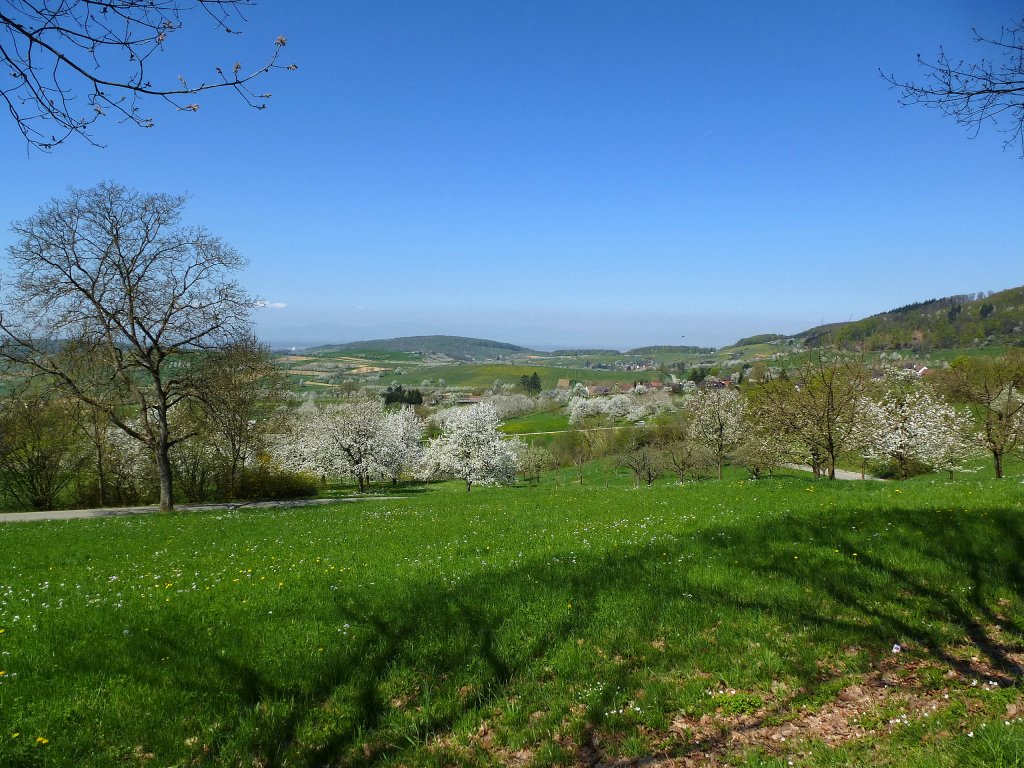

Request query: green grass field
[
  {"left": 498, "top": 411, "right": 571, "bottom": 435},
  {"left": 1, "top": 477, "right": 1022, "bottom": 767}
]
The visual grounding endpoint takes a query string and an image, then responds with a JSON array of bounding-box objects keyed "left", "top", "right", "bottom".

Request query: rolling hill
[
  {"left": 790, "top": 285, "right": 1024, "bottom": 351},
  {"left": 306, "top": 335, "right": 540, "bottom": 361}
]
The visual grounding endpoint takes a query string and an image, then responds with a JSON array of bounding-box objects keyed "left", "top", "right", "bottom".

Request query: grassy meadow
[{"left": 1, "top": 475, "right": 1023, "bottom": 767}]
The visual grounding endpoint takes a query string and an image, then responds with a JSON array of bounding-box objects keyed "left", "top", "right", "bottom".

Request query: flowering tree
[
  {"left": 484, "top": 393, "right": 536, "bottom": 420},
  {"left": 568, "top": 396, "right": 608, "bottom": 424},
  {"left": 685, "top": 387, "right": 745, "bottom": 480},
  {"left": 863, "top": 371, "right": 976, "bottom": 479},
  {"left": 279, "top": 401, "right": 424, "bottom": 492},
  {"left": 518, "top": 444, "right": 554, "bottom": 485},
  {"left": 377, "top": 406, "right": 424, "bottom": 485},
  {"left": 421, "top": 403, "right": 521, "bottom": 492}
]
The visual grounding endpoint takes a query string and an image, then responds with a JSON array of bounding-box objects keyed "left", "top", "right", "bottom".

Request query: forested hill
[
  {"left": 794, "top": 285, "right": 1024, "bottom": 351},
  {"left": 307, "top": 335, "right": 538, "bottom": 359}
]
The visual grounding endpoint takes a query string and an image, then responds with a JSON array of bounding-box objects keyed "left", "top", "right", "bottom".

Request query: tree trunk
[
  {"left": 993, "top": 450, "right": 1003, "bottom": 479},
  {"left": 465, "top": 480, "right": 472, "bottom": 492},
  {"left": 155, "top": 439, "right": 174, "bottom": 511}
]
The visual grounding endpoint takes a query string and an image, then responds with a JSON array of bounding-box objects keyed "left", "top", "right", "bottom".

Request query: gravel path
[
  {"left": 0, "top": 496, "right": 403, "bottom": 523},
  {"left": 781, "top": 464, "right": 881, "bottom": 481}
]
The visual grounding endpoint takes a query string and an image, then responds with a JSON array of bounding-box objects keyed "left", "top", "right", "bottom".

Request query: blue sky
[{"left": 2, "top": 1, "right": 1023, "bottom": 350}]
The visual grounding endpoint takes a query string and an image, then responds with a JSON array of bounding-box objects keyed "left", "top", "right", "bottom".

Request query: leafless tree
[
  {"left": 939, "top": 351, "right": 1024, "bottom": 478},
  {"left": 750, "top": 353, "right": 871, "bottom": 480},
  {"left": 883, "top": 17, "right": 1024, "bottom": 156},
  {"left": 188, "top": 335, "right": 286, "bottom": 497},
  {"left": 0, "top": 182, "right": 255, "bottom": 510},
  {"left": 0, "top": 0, "right": 295, "bottom": 150}
]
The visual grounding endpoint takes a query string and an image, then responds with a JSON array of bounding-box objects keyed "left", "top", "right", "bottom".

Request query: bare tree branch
[
  {"left": 0, "top": 1, "right": 296, "bottom": 150},
  {"left": 882, "top": 17, "right": 1024, "bottom": 157}
]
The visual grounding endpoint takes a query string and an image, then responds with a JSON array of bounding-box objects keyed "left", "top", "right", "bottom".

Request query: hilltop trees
[
  {"left": 0, "top": 183, "right": 255, "bottom": 510},
  {"left": 0, "top": 0, "right": 295, "bottom": 149}
]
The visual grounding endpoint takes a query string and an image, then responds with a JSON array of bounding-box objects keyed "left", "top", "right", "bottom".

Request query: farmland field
[
  {"left": 1, "top": 477, "right": 1022, "bottom": 767},
  {"left": 498, "top": 410, "right": 571, "bottom": 435}
]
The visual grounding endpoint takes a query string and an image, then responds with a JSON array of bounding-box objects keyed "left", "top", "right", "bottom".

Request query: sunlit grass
[{"left": 1, "top": 476, "right": 1022, "bottom": 766}]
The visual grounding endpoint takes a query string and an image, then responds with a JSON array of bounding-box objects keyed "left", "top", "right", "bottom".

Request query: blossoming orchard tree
[
  {"left": 421, "top": 403, "right": 521, "bottom": 492},
  {"left": 685, "top": 387, "right": 745, "bottom": 480},
  {"left": 280, "top": 401, "right": 423, "bottom": 492},
  {"left": 0, "top": 182, "right": 255, "bottom": 511},
  {"left": 862, "top": 371, "right": 976, "bottom": 479}
]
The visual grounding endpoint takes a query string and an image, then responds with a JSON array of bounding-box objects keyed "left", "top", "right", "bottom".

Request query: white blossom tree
[
  {"left": 378, "top": 406, "right": 424, "bottom": 486},
  {"left": 484, "top": 393, "right": 535, "bottom": 420},
  {"left": 421, "top": 403, "right": 521, "bottom": 492},
  {"left": 568, "top": 396, "right": 608, "bottom": 424},
  {"left": 863, "top": 372, "right": 976, "bottom": 478},
  {"left": 279, "top": 401, "right": 424, "bottom": 492},
  {"left": 685, "top": 387, "right": 745, "bottom": 480}
]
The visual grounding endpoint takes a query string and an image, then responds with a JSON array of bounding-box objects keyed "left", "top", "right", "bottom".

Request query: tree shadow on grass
[{"left": 69, "top": 499, "right": 1024, "bottom": 766}]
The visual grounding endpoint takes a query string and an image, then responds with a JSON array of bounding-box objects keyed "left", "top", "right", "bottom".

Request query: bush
[{"left": 233, "top": 467, "right": 321, "bottom": 500}]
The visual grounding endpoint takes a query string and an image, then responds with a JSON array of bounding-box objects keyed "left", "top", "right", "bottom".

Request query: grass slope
[{"left": 1, "top": 479, "right": 1022, "bottom": 767}]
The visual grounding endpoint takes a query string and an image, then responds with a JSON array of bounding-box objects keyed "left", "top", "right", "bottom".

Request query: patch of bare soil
[
  {"left": 426, "top": 634, "right": 1023, "bottom": 768},
  {"left": 580, "top": 650, "right": 1021, "bottom": 768}
]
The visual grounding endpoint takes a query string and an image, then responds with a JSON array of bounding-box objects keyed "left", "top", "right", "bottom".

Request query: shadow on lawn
[{"left": 126, "top": 500, "right": 1023, "bottom": 767}]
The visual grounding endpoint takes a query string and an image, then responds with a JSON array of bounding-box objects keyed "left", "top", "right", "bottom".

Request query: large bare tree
[
  {"left": 883, "top": 17, "right": 1024, "bottom": 157},
  {"left": 0, "top": 181, "right": 255, "bottom": 510},
  {"left": 939, "top": 351, "right": 1024, "bottom": 479},
  {"left": 750, "top": 354, "right": 871, "bottom": 480},
  {"left": 0, "top": 0, "right": 294, "bottom": 150}
]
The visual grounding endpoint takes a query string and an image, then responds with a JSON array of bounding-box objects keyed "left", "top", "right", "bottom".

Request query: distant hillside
[
  {"left": 793, "top": 285, "right": 1024, "bottom": 351},
  {"left": 550, "top": 349, "right": 621, "bottom": 356},
  {"left": 307, "top": 335, "right": 538, "bottom": 360},
  {"left": 726, "top": 333, "right": 785, "bottom": 348},
  {"left": 627, "top": 345, "right": 716, "bottom": 355}
]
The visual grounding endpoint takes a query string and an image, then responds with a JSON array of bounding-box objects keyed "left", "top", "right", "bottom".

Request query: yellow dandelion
[
  {"left": 11, "top": 732, "right": 19, "bottom": 739},
  {"left": 36, "top": 736, "right": 48, "bottom": 744}
]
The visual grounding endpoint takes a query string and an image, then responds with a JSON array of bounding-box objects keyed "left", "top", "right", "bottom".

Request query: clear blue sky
[{"left": 2, "top": 1, "right": 1022, "bottom": 350}]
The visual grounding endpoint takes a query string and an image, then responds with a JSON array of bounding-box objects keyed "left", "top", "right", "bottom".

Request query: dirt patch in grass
[
  {"left": 464, "top": 649, "right": 1021, "bottom": 768},
  {"left": 599, "top": 651, "right": 1017, "bottom": 767}
]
